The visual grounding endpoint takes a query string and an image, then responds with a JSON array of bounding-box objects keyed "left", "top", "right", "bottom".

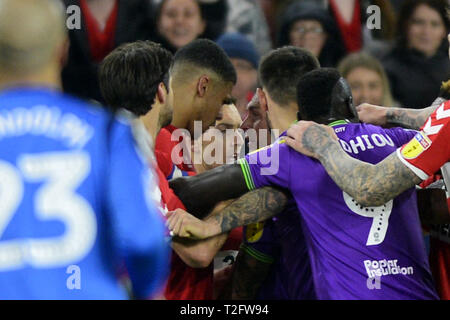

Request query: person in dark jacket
[
  {"left": 382, "top": 0, "right": 450, "bottom": 109},
  {"left": 61, "top": 0, "right": 155, "bottom": 103},
  {"left": 152, "top": 0, "right": 227, "bottom": 54},
  {"left": 276, "top": 1, "right": 346, "bottom": 67}
]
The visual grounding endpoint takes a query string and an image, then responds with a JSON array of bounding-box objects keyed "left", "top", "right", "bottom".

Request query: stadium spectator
[
  {"left": 154, "top": 0, "right": 205, "bottom": 53},
  {"left": 153, "top": 0, "right": 227, "bottom": 53},
  {"left": 61, "top": 0, "right": 155, "bottom": 103},
  {"left": 217, "top": 33, "right": 260, "bottom": 119},
  {"left": 328, "top": 0, "right": 363, "bottom": 52},
  {"left": 382, "top": 0, "right": 450, "bottom": 109},
  {"left": 277, "top": 1, "right": 347, "bottom": 67},
  {"left": 338, "top": 52, "right": 396, "bottom": 107}
]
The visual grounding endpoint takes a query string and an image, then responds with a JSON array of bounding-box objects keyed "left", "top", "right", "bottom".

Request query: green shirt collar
[{"left": 327, "top": 119, "right": 350, "bottom": 127}]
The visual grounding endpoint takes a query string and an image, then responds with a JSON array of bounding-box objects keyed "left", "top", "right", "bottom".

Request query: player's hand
[
  {"left": 285, "top": 121, "right": 338, "bottom": 159},
  {"left": 356, "top": 103, "right": 388, "bottom": 126},
  {"left": 166, "top": 209, "right": 219, "bottom": 240}
]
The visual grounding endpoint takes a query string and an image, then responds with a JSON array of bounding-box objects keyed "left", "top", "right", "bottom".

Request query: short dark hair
[
  {"left": 171, "top": 39, "right": 237, "bottom": 84},
  {"left": 259, "top": 46, "right": 320, "bottom": 106},
  {"left": 397, "top": 0, "right": 450, "bottom": 48},
  {"left": 99, "top": 41, "right": 173, "bottom": 116},
  {"left": 297, "top": 68, "right": 342, "bottom": 120}
]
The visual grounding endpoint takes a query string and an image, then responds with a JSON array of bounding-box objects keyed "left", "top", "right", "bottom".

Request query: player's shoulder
[
  {"left": 247, "top": 135, "right": 292, "bottom": 162},
  {"left": 52, "top": 92, "right": 129, "bottom": 133},
  {"left": 155, "top": 125, "right": 178, "bottom": 154},
  {"left": 57, "top": 92, "right": 108, "bottom": 116},
  {"left": 346, "top": 122, "right": 413, "bottom": 136},
  {"left": 422, "top": 101, "right": 450, "bottom": 134},
  {"left": 155, "top": 150, "right": 173, "bottom": 177},
  {"left": 342, "top": 122, "right": 382, "bottom": 133}
]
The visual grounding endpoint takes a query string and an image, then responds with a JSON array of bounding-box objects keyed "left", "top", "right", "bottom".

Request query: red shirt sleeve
[
  {"left": 397, "top": 102, "right": 450, "bottom": 180},
  {"left": 155, "top": 126, "right": 175, "bottom": 160}
]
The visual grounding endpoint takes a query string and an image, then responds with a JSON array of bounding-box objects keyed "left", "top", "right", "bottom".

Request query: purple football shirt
[
  {"left": 242, "top": 198, "right": 316, "bottom": 300},
  {"left": 240, "top": 122, "right": 438, "bottom": 300}
]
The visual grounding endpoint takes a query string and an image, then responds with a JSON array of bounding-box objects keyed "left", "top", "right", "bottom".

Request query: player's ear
[
  {"left": 196, "top": 75, "right": 209, "bottom": 98},
  {"left": 157, "top": 82, "right": 167, "bottom": 105},
  {"left": 346, "top": 95, "right": 359, "bottom": 122},
  {"left": 257, "top": 88, "right": 268, "bottom": 112}
]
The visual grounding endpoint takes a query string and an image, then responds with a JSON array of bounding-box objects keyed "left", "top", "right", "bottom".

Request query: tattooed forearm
[
  {"left": 231, "top": 248, "right": 272, "bottom": 300},
  {"left": 301, "top": 124, "right": 422, "bottom": 206},
  {"left": 320, "top": 143, "right": 421, "bottom": 206},
  {"left": 206, "top": 187, "right": 288, "bottom": 234},
  {"left": 386, "top": 104, "right": 440, "bottom": 130}
]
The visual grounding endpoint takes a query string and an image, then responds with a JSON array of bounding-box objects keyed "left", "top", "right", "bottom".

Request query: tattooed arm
[
  {"left": 359, "top": 80, "right": 450, "bottom": 129},
  {"left": 285, "top": 121, "right": 422, "bottom": 207},
  {"left": 167, "top": 187, "right": 289, "bottom": 239},
  {"left": 229, "top": 248, "right": 272, "bottom": 300},
  {"left": 385, "top": 105, "right": 440, "bottom": 129},
  {"left": 170, "top": 200, "right": 232, "bottom": 268},
  {"left": 169, "top": 163, "right": 248, "bottom": 219},
  {"left": 357, "top": 103, "right": 440, "bottom": 130}
]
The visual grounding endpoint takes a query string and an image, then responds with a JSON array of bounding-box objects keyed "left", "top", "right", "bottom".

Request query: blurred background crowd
[{"left": 61, "top": 0, "right": 450, "bottom": 115}]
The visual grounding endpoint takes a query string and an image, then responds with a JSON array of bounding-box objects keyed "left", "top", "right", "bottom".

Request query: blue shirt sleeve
[{"left": 106, "top": 120, "right": 170, "bottom": 299}]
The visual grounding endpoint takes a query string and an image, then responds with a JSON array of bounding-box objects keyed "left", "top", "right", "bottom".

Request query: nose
[
  {"left": 173, "top": 13, "right": 184, "bottom": 25},
  {"left": 358, "top": 86, "right": 370, "bottom": 104}
]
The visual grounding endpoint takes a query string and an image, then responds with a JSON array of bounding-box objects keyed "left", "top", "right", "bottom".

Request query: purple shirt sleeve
[
  {"left": 383, "top": 127, "right": 418, "bottom": 148},
  {"left": 240, "top": 140, "right": 292, "bottom": 190}
]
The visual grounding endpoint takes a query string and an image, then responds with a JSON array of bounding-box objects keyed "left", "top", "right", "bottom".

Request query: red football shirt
[
  {"left": 155, "top": 126, "right": 214, "bottom": 299},
  {"left": 396, "top": 102, "right": 450, "bottom": 300},
  {"left": 156, "top": 125, "right": 195, "bottom": 173},
  {"left": 397, "top": 101, "right": 450, "bottom": 210},
  {"left": 154, "top": 165, "right": 213, "bottom": 300}
]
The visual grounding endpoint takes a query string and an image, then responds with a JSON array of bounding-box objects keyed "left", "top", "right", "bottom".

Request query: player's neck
[
  {"left": 171, "top": 117, "right": 187, "bottom": 131},
  {"left": 171, "top": 104, "right": 190, "bottom": 131},
  {"left": 0, "top": 64, "right": 61, "bottom": 92},
  {"left": 272, "top": 103, "right": 298, "bottom": 132},
  {"left": 141, "top": 104, "right": 162, "bottom": 142}
]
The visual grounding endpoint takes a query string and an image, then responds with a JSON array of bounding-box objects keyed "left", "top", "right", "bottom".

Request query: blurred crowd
[{"left": 61, "top": 0, "right": 450, "bottom": 112}]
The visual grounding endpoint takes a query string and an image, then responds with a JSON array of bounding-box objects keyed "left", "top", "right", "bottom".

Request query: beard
[{"left": 158, "top": 107, "right": 173, "bottom": 129}]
